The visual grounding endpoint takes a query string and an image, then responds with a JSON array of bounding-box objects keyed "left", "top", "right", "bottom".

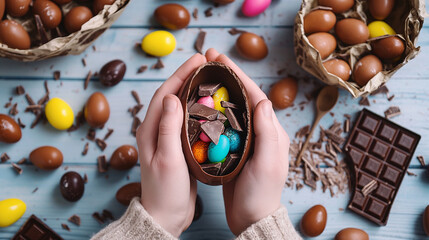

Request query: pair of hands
[{"left": 136, "top": 48, "right": 290, "bottom": 237}]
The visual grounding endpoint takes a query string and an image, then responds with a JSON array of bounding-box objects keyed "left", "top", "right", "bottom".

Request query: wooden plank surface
[{"left": 1, "top": 0, "right": 429, "bottom": 239}]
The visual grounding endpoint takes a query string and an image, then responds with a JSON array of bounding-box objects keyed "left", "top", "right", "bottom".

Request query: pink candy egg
[
  {"left": 197, "top": 96, "right": 215, "bottom": 109},
  {"left": 199, "top": 120, "right": 211, "bottom": 142},
  {"left": 242, "top": 0, "right": 271, "bottom": 17}
]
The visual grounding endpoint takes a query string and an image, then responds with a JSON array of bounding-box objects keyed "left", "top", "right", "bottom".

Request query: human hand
[
  {"left": 136, "top": 54, "right": 207, "bottom": 237},
  {"left": 205, "top": 48, "right": 290, "bottom": 236}
]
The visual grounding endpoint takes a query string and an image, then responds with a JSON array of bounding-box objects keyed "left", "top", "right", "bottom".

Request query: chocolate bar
[
  {"left": 189, "top": 103, "right": 219, "bottom": 121},
  {"left": 13, "top": 215, "right": 63, "bottom": 240},
  {"left": 198, "top": 83, "right": 221, "bottom": 96},
  {"left": 225, "top": 108, "right": 243, "bottom": 132},
  {"left": 344, "top": 109, "right": 420, "bottom": 225}
]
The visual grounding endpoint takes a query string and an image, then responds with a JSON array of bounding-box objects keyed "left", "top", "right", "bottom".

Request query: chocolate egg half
[{"left": 178, "top": 62, "right": 253, "bottom": 185}]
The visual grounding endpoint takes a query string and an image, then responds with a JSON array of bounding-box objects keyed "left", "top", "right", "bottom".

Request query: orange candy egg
[{"left": 192, "top": 140, "right": 209, "bottom": 163}]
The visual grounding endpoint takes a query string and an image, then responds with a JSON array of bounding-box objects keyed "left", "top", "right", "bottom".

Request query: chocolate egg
[
  {"left": 93, "top": 0, "right": 115, "bottom": 14},
  {"left": 193, "top": 194, "right": 203, "bottom": 222},
  {"left": 5, "top": 0, "right": 31, "bottom": 17},
  {"left": 371, "top": 36, "right": 404, "bottom": 61},
  {"left": 213, "top": 0, "right": 234, "bottom": 4},
  {"left": 236, "top": 32, "right": 268, "bottom": 61},
  {"left": 335, "top": 228, "right": 369, "bottom": 240},
  {"left": 269, "top": 77, "right": 298, "bottom": 109},
  {"left": 318, "top": 0, "right": 355, "bottom": 13},
  {"left": 64, "top": 6, "right": 93, "bottom": 33},
  {"left": 60, "top": 171, "right": 85, "bottom": 202},
  {"left": 99, "top": 59, "right": 127, "bottom": 87},
  {"left": 323, "top": 59, "right": 351, "bottom": 81},
  {"left": 51, "top": 0, "right": 72, "bottom": 4},
  {"left": 32, "top": 0, "right": 62, "bottom": 29},
  {"left": 368, "top": 0, "right": 394, "bottom": 20},
  {"left": 0, "top": 0, "right": 4, "bottom": 19},
  {"left": 84, "top": 92, "right": 110, "bottom": 128},
  {"left": 110, "top": 145, "right": 138, "bottom": 170},
  {"left": 116, "top": 182, "right": 141, "bottom": 206},
  {"left": 304, "top": 10, "right": 336, "bottom": 34},
  {"left": 353, "top": 55, "right": 383, "bottom": 87},
  {"left": 178, "top": 62, "right": 253, "bottom": 186},
  {"left": 307, "top": 32, "right": 336, "bottom": 59},
  {"left": 154, "top": 3, "right": 190, "bottom": 30},
  {"left": 335, "top": 18, "right": 369, "bottom": 45},
  {"left": 0, "top": 114, "right": 22, "bottom": 143},
  {"left": 300, "top": 205, "right": 327, "bottom": 237},
  {"left": 29, "top": 146, "right": 63, "bottom": 170},
  {"left": 0, "top": 20, "right": 31, "bottom": 50},
  {"left": 424, "top": 205, "right": 429, "bottom": 235}
]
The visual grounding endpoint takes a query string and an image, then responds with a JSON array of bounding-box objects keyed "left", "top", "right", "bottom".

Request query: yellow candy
[
  {"left": 141, "top": 30, "right": 176, "bottom": 57},
  {"left": 0, "top": 198, "right": 26, "bottom": 227},
  {"left": 45, "top": 97, "right": 74, "bottom": 130},
  {"left": 368, "top": 21, "right": 396, "bottom": 38},
  {"left": 213, "top": 87, "right": 229, "bottom": 114}
]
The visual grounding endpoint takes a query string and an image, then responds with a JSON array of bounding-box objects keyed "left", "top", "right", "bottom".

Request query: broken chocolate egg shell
[{"left": 178, "top": 62, "right": 253, "bottom": 186}]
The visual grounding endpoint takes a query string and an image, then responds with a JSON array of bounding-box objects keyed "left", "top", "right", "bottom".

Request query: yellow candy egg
[
  {"left": 368, "top": 21, "right": 396, "bottom": 38},
  {"left": 213, "top": 87, "right": 229, "bottom": 114},
  {"left": 141, "top": 30, "right": 176, "bottom": 57},
  {"left": 45, "top": 97, "right": 74, "bottom": 130},
  {"left": 0, "top": 198, "right": 26, "bottom": 227}
]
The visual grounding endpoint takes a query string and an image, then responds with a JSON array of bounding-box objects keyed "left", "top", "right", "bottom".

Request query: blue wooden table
[{"left": 1, "top": 0, "right": 429, "bottom": 239}]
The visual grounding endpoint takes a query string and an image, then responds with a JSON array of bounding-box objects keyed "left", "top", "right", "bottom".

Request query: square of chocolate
[
  {"left": 351, "top": 191, "right": 367, "bottom": 209},
  {"left": 348, "top": 147, "right": 365, "bottom": 166},
  {"left": 377, "top": 123, "right": 397, "bottom": 142},
  {"left": 357, "top": 172, "right": 374, "bottom": 189},
  {"left": 380, "top": 166, "right": 401, "bottom": 186},
  {"left": 387, "top": 149, "right": 408, "bottom": 168},
  {"left": 13, "top": 215, "right": 63, "bottom": 240},
  {"left": 395, "top": 131, "right": 416, "bottom": 152},
  {"left": 366, "top": 198, "right": 387, "bottom": 219},
  {"left": 360, "top": 115, "right": 380, "bottom": 134},
  {"left": 370, "top": 141, "right": 390, "bottom": 159},
  {"left": 374, "top": 183, "right": 394, "bottom": 202},
  {"left": 362, "top": 157, "right": 382, "bottom": 177},
  {"left": 352, "top": 131, "right": 372, "bottom": 150}
]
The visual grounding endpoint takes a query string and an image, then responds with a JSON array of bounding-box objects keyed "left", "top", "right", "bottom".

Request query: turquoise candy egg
[
  {"left": 208, "top": 135, "right": 230, "bottom": 163},
  {"left": 224, "top": 128, "right": 241, "bottom": 153}
]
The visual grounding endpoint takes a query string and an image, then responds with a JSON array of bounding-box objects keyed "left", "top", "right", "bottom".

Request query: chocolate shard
[
  {"left": 201, "top": 162, "right": 221, "bottom": 175},
  {"left": 384, "top": 106, "right": 401, "bottom": 119},
  {"left": 189, "top": 103, "right": 219, "bottom": 120},
  {"left": 217, "top": 112, "right": 227, "bottom": 123},
  {"left": 201, "top": 120, "right": 224, "bottom": 145},
  {"left": 61, "top": 223, "right": 70, "bottom": 231},
  {"left": 11, "top": 163, "right": 23, "bottom": 174},
  {"left": 225, "top": 108, "right": 243, "bottom": 132},
  {"left": 12, "top": 215, "right": 63, "bottom": 240},
  {"left": 1, "top": 153, "right": 10, "bottom": 163},
  {"left": 188, "top": 118, "right": 201, "bottom": 145},
  {"left": 194, "top": 30, "right": 206, "bottom": 54},
  {"left": 97, "top": 155, "right": 108, "bottom": 173},
  {"left": 220, "top": 153, "right": 240, "bottom": 175},
  {"left": 34, "top": 15, "right": 49, "bottom": 44},
  {"left": 68, "top": 215, "right": 81, "bottom": 226},
  {"left": 92, "top": 212, "right": 104, "bottom": 224},
  {"left": 221, "top": 101, "right": 239, "bottom": 109},
  {"left": 16, "top": 85, "right": 25, "bottom": 95},
  {"left": 95, "top": 138, "right": 107, "bottom": 151},
  {"left": 198, "top": 83, "right": 221, "bottom": 97}
]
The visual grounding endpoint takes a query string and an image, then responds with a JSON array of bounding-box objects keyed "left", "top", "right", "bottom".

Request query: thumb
[
  {"left": 252, "top": 99, "right": 278, "bottom": 163},
  {"left": 157, "top": 94, "right": 184, "bottom": 155}
]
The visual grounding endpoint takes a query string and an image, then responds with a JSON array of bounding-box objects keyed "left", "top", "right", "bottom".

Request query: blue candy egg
[
  {"left": 208, "top": 135, "right": 230, "bottom": 163},
  {"left": 224, "top": 128, "right": 241, "bottom": 153}
]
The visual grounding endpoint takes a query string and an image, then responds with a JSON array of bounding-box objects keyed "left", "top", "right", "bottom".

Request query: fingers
[{"left": 205, "top": 48, "right": 221, "bottom": 62}]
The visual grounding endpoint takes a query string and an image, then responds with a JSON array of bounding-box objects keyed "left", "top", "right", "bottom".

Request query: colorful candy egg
[
  {"left": 368, "top": 21, "right": 395, "bottom": 38},
  {"left": 241, "top": 0, "right": 272, "bottom": 17},
  {"left": 45, "top": 98, "right": 74, "bottom": 130},
  {"left": 0, "top": 198, "right": 26, "bottom": 227},
  {"left": 224, "top": 128, "right": 241, "bottom": 153},
  {"left": 192, "top": 140, "right": 209, "bottom": 163},
  {"left": 197, "top": 96, "right": 215, "bottom": 109},
  {"left": 141, "top": 30, "right": 176, "bottom": 57},
  {"left": 212, "top": 87, "right": 229, "bottom": 114},
  {"left": 198, "top": 120, "right": 211, "bottom": 142},
  {"left": 208, "top": 135, "right": 230, "bottom": 163}
]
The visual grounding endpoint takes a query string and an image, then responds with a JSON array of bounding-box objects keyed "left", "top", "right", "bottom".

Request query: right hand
[{"left": 205, "top": 48, "right": 291, "bottom": 236}]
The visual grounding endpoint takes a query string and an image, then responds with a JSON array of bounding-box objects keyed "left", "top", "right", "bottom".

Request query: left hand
[{"left": 136, "top": 54, "right": 207, "bottom": 237}]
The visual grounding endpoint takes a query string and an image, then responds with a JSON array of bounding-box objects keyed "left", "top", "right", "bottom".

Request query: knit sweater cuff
[
  {"left": 91, "top": 197, "right": 178, "bottom": 240},
  {"left": 236, "top": 206, "right": 303, "bottom": 240}
]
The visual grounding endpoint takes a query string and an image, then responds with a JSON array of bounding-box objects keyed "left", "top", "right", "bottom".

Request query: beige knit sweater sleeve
[{"left": 91, "top": 198, "right": 302, "bottom": 240}]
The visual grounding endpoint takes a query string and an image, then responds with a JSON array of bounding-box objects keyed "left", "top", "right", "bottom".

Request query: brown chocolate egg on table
[
  {"left": 304, "top": 10, "right": 336, "bottom": 34},
  {"left": 116, "top": 182, "right": 141, "bottom": 206},
  {"left": 154, "top": 3, "right": 190, "bottom": 30},
  {"left": 5, "top": 0, "right": 31, "bottom": 17},
  {"left": 307, "top": 32, "right": 336, "bottom": 60},
  {"left": 0, "top": 114, "right": 22, "bottom": 143},
  {"left": 93, "top": 0, "right": 115, "bottom": 14},
  {"left": 0, "top": 0, "right": 4, "bottom": 19},
  {"left": 371, "top": 36, "right": 404, "bottom": 61},
  {"left": 99, "top": 59, "right": 127, "bottom": 86},
  {"left": 269, "top": 77, "right": 298, "bottom": 110},
  {"left": 29, "top": 146, "right": 63, "bottom": 170},
  {"left": 424, "top": 205, "right": 429, "bottom": 235},
  {"left": 178, "top": 62, "right": 253, "bottom": 185},
  {"left": 236, "top": 32, "right": 268, "bottom": 61},
  {"left": 368, "top": 0, "right": 394, "bottom": 20},
  {"left": 335, "top": 18, "right": 369, "bottom": 45},
  {"left": 110, "top": 145, "right": 138, "bottom": 170},
  {"left": 84, "top": 92, "right": 110, "bottom": 128},
  {"left": 300, "top": 204, "right": 327, "bottom": 237},
  {"left": 335, "top": 228, "right": 369, "bottom": 240},
  {"left": 51, "top": 0, "right": 72, "bottom": 4},
  {"left": 323, "top": 59, "right": 351, "bottom": 82},
  {"left": 33, "top": 0, "right": 63, "bottom": 29},
  {"left": 318, "top": 0, "right": 355, "bottom": 14},
  {"left": 353, "top": 55, "right": 383, "bottom": 87},
  {"left": 60, "top": 171, "right": 85, "bottom": 202},
  {"left": 64, "top": 6, "right": 93, "bottom": 34},
  {"left": 0, "top": 20, "right": 31, "bottom": 50}
]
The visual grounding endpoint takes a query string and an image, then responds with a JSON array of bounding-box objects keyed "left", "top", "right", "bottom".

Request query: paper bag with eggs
[
  {"left": 294, "top": 0, "right": 425, "bottom": 98},
  {"left": 0, "top": 0, "right": 129, "bottom": 61},
  {"left": 178, "top": 62, "right": 254, "bottom": 186}
]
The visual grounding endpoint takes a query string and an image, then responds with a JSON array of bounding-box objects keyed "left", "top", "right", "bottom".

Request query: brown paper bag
[
  {"left": 294, "top": 0, "right": 426, "bottom": 98},
  {"left": 0, "top": 0, "right": 130, "bottom": 62}
]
